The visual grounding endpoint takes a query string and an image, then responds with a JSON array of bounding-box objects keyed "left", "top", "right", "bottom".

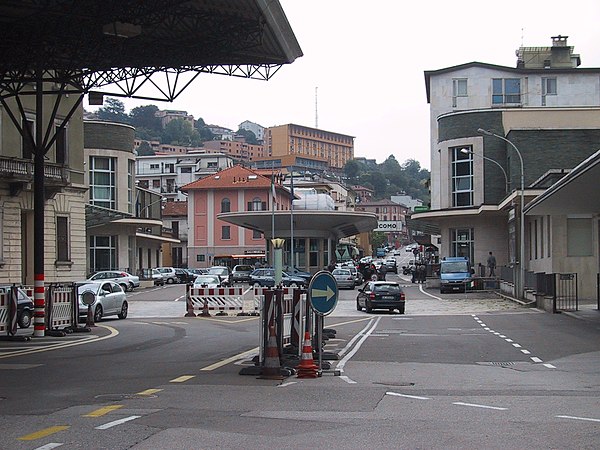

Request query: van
[{"left": 439, "top": 257, "right": 473, "bottom": 293}]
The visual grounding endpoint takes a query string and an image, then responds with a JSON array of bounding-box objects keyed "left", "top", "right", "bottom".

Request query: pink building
[{"left": 180, "top": 165, "right": 292, "bottom": 268}]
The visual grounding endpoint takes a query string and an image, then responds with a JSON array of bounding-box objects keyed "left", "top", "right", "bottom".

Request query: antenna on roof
[{"left": 315, "top": 86, "right": 318, "bottom": 128}]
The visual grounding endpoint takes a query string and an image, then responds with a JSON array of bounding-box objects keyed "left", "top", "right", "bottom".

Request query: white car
[
  {"left": 206, "top": 266, "right": 230, "bottom": 286},
  {"left": 78, "top": 281, "right": 128, "bottom": 323},
  {"left": 155, "top": 267, "right": 179, "bottom": 284},
  {"left": 192, "top": 275, "right": 222, "bottom": 289},
  {"left": 86, "top": 271, "right": 140, "bottom": 292}
]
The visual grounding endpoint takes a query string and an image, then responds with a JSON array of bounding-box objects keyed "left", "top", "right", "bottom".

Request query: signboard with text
[{"left": 375, "top": 221, "right": 403, "bottom": 232}]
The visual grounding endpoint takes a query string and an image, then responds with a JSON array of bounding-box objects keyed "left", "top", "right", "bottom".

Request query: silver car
[
  {"left": 78, "top": 281, "right": 128, "bottom": 323},
  {"left": 332, "top": 268, "right": 355, "bottom": 290},
  {"left": 86, "top": 270, "right": 140, "bottom": 292}
]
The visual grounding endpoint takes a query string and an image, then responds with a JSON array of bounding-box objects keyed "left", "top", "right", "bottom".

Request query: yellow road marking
[
  {"left": 137, "top": 388, "right": 163, "bottom": 395},
  {"left": 18, "top": 426, "right": 69, "bottom": 441},
  {"left": 200, "top": 347, "right": 258, "bottom": 371},
  {"left": 84, "top": 405, "right": 123, "bottom": 417},
  {"left": 170, "top": 375, "right": 195, "bottom": 383}
]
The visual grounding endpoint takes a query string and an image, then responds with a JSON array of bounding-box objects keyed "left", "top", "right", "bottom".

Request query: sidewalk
[{"left": 561, "top": 300, "right": 600, "bottom": 324}]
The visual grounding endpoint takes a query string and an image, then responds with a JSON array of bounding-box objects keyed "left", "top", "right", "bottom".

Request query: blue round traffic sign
[{"left": 308, "top": 270, "right": 339, "bottom": 316}]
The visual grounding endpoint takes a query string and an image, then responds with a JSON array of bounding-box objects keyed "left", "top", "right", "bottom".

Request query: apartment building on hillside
[
  {"left": 265, "top": 124, "right": 354, "bottom": 171},
  {"left": 135, "top": 152, "right": 234, "bottom": 202},
  {"left": 202, "top": 138, "right": 266, "bottom": 163}
]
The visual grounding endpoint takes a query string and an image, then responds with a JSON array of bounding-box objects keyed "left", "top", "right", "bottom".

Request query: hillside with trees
[{"left": 344, "top": 155, "right": 430, "bottom": 204}]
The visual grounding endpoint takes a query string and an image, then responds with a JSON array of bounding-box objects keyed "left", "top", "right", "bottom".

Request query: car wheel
[
  {"left": 119, "top": 283, "right": 128, "bottom": 292},
  {"left": 118, "top": 301, "right": 128, "bottom": 319},
  {"left": 167, "top": 277, "right": 174, "bottom": 284},
  {"left": 398, "top": 305, "right": 405, "bottom": 314},
  {"left": 18, "top": 310, "right": 32, "bottom": 328},
  {"left": 128, "top": 282, "right": 134, "bottom": 292},
  {"left": 94, "top": 305, "right": 103, "bottom": 323},
  {"left": 356, "top": 300, "right": 362, "bottom": 311}
]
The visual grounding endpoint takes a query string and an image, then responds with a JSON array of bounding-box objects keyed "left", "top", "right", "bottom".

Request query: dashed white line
[
  {"left": 278, "top": 381, "right": 297, "bottom": 388},
  {"left": 543, "top": 363, "right": 556, "bottom": 369},
  {"left": 453, "top": 402, "right": 507, "bottom": 411},
  {"left": 531, "top": 357, "right": 543, "bottom": 363},
  {"left": 520, "top": 349, "right": 531, "bottom": 354},
  {"left": 34, "top": 444, "right": 63, "bottom": 450},
  {"left": 556, "top": 415, "right": 600, "bottom": 423},
  {"left": 386, "top": 392, "right": 430, "bottom": 400},
  {"left": 338, "top": 375, "right": 357, "bottom": 384},
  {"left": 95, "top": 415, "right": 141, "bottom": 430},
  {"left": 512, "top": 343, "right": 522, "bottom": 348}
]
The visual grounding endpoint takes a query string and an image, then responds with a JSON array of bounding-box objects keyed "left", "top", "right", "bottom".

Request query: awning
[
  {"left": 231, "top": 254, "right": 266, "bottom": 258},
  {"left": 136, "top": 232, "right": 180, "bottom": 244}
]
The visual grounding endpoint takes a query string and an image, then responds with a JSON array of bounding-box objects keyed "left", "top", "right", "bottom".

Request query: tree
[
  {"left": 163, "top": 118, "right": 201, "bottom": 146},
  {"left": 129, "top": 105, "right": 161, "bottom": 134},
  {"left": 236, "top": 128, "right": 258, "bottom": 145},
  {"left": 96, "top": 98, "right": 129, "bottom": 124},
  {"left": 136, "top": 141, "right": 155, "bottom": 156},
  {"left": 344, "top": 159, "right": 362, "bottom": 182},
  {"left": 195, "top": 117, "right": 215, "bottom": 142}
]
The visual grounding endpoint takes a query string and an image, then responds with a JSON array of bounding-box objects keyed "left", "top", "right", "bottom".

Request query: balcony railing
[{"left": 0, "top": 156, "right": 70, "bottom": 183}]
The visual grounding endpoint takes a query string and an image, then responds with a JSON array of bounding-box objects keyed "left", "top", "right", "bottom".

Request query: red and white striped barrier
[
  {"left": 47, "top": 286, "right": 75, "bottom": 330},
  {"left": 185, "top": 287, "right": 258, "bottom": 316},
  {"left": 0, "top": 292, "right": 9, "bottom": 334}
]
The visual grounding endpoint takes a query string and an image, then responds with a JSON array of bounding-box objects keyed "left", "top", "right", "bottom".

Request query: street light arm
[{"left": 460, "top": 148, "right": 509, "bottom": 194}]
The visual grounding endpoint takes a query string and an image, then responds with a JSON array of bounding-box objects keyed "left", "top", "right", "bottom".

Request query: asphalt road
[{"left": 1, "top": 256, "right": 599, "bottom": 449}]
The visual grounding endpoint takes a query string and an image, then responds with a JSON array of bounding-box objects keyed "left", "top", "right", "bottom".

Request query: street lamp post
[{"left": 477, "top": 128, "right": 525, "bottom": 299}]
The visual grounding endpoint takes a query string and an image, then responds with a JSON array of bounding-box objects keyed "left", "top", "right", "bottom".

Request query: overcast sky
[{"left": 102, "top": 0, "right": 600, "bottom": 170}]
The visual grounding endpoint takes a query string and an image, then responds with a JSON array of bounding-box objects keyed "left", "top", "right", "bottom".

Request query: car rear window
[
  {"left": 374, "top": 284, "right": 400, "bottom": 293},
  {"left": 235, "top": 266, "right": 253, "bottom": 272}
]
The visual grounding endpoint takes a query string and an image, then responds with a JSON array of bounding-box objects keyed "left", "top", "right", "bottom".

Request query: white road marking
[
  {"left": 95, "top": 415, "right": 141, "bottom": 430},
  {"left": 520, "top": 349, "right": 531, "bottom": 354},
  {"left": 34, "top": 444, "right": 63, "bottom": 450},
  {"left": 480, "top": 323, "right": 487, "bottom": 327},
  {"left": 337, "top": 318, "right": 377, "bottom": 358},
  {"left": 278, "top": 381, "right": 297, "bottom": 388},
  {"left": 531, "top": 357, "right": 543, "bottom": 363},
  {"left": 543, "top": 363, "right": 556, "bottom": 369},
  {"left": 453, "top": 402, "right": 507, "bottom": 411},
  {"left": 418, "top": 284, "right": 442, "bottom": 299},
  {"left": 512, "top": 343, "right": 522, "bottom": 348},
  {"left": 200, "top": 347, "right": 258, "bottom": 371},
  {"left": 386, "top": 392, "right": 430, "bottom": 400},
  {"left": 338, "top": 375, "right": 357, "bottom": 384},
  {"left": 505, "top": 338, "right": 513, "bottom": 343},
  {"left": 556, "top": 415, "right": 600, "bottom": 423},
  {"left": 336, "top": 317, "right": 380, "bottom": 372}
]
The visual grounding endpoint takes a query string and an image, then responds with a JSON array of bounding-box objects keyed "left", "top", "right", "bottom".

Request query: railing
[{"left": 0, "top": 156, "right": 69, "bottom": 182}]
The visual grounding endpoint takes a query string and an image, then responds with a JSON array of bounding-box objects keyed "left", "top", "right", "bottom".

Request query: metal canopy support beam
[{"left": 33, "top": 69, "right": 45, "bottom": 337}]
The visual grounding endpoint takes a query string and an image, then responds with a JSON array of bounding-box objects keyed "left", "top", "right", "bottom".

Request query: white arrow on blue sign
[{"left": 308, "top": 270, "right": 339, "bottom": 316}]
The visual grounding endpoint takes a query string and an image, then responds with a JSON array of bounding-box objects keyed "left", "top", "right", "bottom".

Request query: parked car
[
  {"left": 249, "top": 268, "right": 306, "bottom": 288},
  {"left": 331, "top": 268, "right": 355, "bottom": 290},
  {"left": 149, "top": 268, "right": 165, "bottom": 286},
  {"left": 0, "top": 285, "right": 34, "bottom": 328},
  {"left": 348, "top": 266, "right": 363, "bottom": 286},
  {"left": 282, "top": 266, "right": 312, "bottom": 283},
  {"left": 86, "top": 271, "right": 140, "bottom": 292},
  {"left": 356, "top": 281, "right": 405, "bottom": 314},
  {"left": 207, "top": 266, "right": 230, "bottom": 286},
  {"left": 192, "top": 275, "right": 222, "bottom": 289},
  {"left": 155, "top": 267, "right": 179, "bottom": 284},
  {"left": 78, "top": 281, "right": 128, "bottom": 322},
  {"left": 385, "top": 257, "right": 398, "bottom": 274},
  {"left": 231, "top": 265, "right": 254, "bottom": 283},
  {"left": 188, "top": 268, "right": 208, "bottom": 276},
  {"left": 175, "top": 268, "right": 197, "bottom": 284}
]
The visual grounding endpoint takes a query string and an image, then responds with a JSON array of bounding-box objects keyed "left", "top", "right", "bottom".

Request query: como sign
[{"left": 375, "top": 221, "right": 402, "bottom": 232}]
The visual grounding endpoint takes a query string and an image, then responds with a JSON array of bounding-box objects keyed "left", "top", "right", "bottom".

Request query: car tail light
[
  {"left": 369, "top": 293, "right": 376, "bottom": 300},
  {"left": 400, "top": 292, "right": 405, "bottom": 300},
  {"left": 347, "top": 276, "right": 353, "bottom": 280}
]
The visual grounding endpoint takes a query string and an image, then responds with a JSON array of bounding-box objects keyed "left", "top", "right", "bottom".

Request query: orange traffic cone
[
  {"left": 260, "top": 325, "right": 283, "bottom": 380},
  {"left": 296, "top": 331, "right": 318, "bottom": 378}
]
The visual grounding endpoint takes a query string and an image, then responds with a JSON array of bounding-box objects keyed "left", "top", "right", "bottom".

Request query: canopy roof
[
  {"left": 0, "top": 0, "right": 302, "bottom": 98},
  {"left": 219, "top": 210, "right": 378, "bottom": 240}
]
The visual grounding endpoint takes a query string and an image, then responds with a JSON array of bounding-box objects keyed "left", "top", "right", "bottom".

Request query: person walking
[
  {"left": 418, "top": 264, "right": 426, "bottom": 283},
  {"left": 378, "top": 262, "right": 387, "bottom": 281},
  {"left": 487, "top": 251, "right": 497, "bottom": 277}
]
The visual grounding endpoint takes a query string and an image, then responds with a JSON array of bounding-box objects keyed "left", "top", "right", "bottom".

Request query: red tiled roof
[
  {"left": 180, "top": 164, "right": 285, "bottom": 191},
  {"left": 162, "top": 200, "right": 187, "bottom": 216}
]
